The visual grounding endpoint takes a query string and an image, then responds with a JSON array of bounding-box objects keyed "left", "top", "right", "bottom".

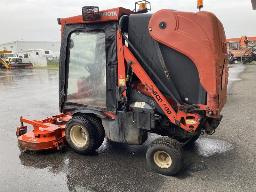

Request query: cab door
[{"left": 59, "top": 23, "right": 118, "bottom": 113}]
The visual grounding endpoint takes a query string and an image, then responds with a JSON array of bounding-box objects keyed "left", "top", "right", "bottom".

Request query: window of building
[{"left": 229, "top": 42, "right": 239, "bottom": 50}]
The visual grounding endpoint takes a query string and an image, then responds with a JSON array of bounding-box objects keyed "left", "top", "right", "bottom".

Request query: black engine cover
[{"left": 128, "top": 14, "right": 206, "bottom": 105}]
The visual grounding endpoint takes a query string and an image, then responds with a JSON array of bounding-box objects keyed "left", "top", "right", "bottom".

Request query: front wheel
[
  {"left": 65, "top": 115, "right": 98, "bottom": 154},
  {"left": 146, "top": 137, "right": 182, "bottom": 176},
  {"left": 76, "top": 114, "right": 105, "bottom": 149}
]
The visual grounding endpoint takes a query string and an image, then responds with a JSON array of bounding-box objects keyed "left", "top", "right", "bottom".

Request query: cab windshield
[{"left": 67, "top": 31, "right": 106, "bottom": 108}]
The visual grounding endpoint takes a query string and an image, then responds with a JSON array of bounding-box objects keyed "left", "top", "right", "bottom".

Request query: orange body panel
[
  {"left": 117, "top": 31, "right": 126, "bottom": 88},
  {"left": 148, "top": 10, "right": 228, "bottom": 116}
]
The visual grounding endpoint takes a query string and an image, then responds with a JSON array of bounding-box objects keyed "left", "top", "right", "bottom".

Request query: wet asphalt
[{"left": 0, "top": 64, "right": 255, "bottom": 192}]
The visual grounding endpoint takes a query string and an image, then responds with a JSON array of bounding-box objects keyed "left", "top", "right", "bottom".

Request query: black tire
[
  {"left": 146, "top": 137, "right": 182, "bottom": 176},
  {"left": 65, "top": 115, "right": 98, "bottom": 154},
  {"left": 83, "top": 115, "right": 105, "bottom": 149}
]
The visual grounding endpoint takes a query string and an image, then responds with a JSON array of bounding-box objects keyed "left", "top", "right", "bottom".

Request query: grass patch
[{"left": 47, "top": 63, "right": 59, "bottom": 69}]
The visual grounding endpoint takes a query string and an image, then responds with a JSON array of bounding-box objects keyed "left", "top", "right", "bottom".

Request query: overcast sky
[{"left": 0, "top": 0, "right": 255, "bottom": 44}]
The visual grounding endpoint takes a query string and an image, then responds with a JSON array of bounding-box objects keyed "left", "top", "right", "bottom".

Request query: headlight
[{"left": 185, "top": 119, "right": 197, "bottom": 125}]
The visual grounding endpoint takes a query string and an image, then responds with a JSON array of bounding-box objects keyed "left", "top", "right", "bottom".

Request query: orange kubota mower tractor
[{"left": 16, "top": 1, "right": 228, "bottom": 175}]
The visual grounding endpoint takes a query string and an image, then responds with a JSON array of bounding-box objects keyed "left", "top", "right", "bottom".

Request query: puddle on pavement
[
  {"left": 228, "top": 64, "right": 245, "bottom": 91},
  {"left": 194, "top": 137, "right": 234, "bottom": 157},
  {"left": 182, "top": 138, "right": 234, "bottom": 174}
]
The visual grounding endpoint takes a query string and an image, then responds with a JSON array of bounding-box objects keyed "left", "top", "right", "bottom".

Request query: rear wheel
[
  {"left": 146, "top": 137, "right": 182, "bottom": 176},
  {"left": 65, "top": 115, "right": 98, "bottom": 154}
]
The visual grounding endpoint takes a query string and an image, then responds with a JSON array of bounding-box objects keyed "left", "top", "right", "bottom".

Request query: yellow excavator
[
  {"left": 0, "top": 50, "right": 33, "bottom": 69},
  {"left": 0, "top": 50, "right": 11, "bottom": 69}
]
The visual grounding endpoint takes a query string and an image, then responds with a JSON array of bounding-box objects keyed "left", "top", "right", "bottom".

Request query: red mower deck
[{"left": 16, "top": 114, "right": 71, "bottom": 151}]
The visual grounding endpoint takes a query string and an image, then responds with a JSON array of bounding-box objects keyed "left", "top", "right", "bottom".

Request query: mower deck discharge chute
[{"left": 17, "top": 1, "right": 228, "bottom": 175}]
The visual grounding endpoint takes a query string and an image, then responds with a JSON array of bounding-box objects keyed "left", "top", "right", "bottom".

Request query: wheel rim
[
  {"left": 153, "top": 151, "right": 172, "bottom": 169},
  {"left": 70, "top": 125, "right": 89, "bottom": 148}
]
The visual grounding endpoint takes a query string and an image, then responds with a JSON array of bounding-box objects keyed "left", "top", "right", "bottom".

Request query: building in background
[
  {"left": 18, "top": 49, "right": 58, "bottom": 67},
  {"left": 0, "top": 41, "right": 60, "bottom": 67}
]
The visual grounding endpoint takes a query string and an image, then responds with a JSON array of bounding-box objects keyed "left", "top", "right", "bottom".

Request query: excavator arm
[{"left": 0, "top": 58, "right": 10, "bottom": 69}]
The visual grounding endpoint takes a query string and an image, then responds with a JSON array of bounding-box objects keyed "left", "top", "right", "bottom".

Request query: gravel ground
[{"left": 0, "top": 65, "right": 255, "bottom": 192}]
